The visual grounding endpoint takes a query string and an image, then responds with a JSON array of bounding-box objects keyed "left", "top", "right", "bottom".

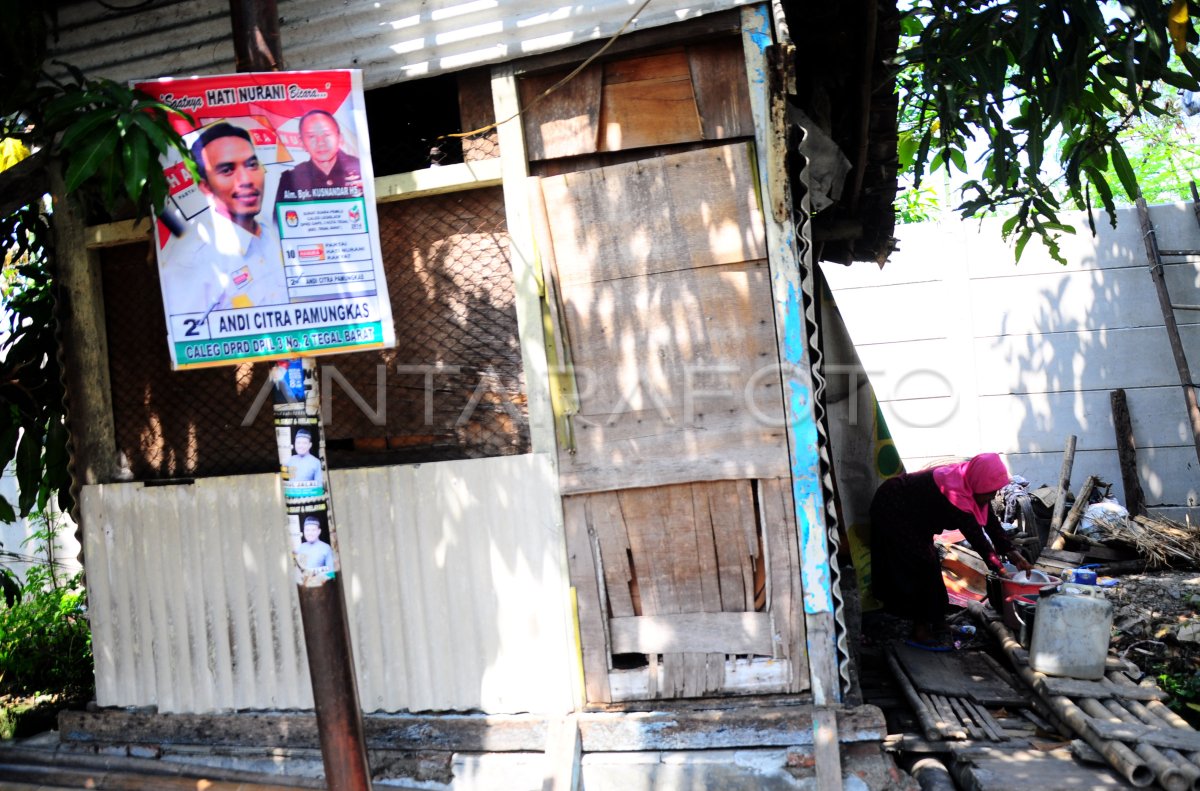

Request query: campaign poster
[
  {"left": 134, "top": 70, "right": 395, "bottom": 370},
  {"left": 272, "top": 358, "right": 338, "bottom": 587}
]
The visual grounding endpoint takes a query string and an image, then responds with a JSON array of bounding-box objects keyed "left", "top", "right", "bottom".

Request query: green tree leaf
[
  {"left": 122, "top": 128, "right": 149, "bottom": 204},
  {"left": 14, "top": 429, "right": 42, "bottom": 517},
  {"left": 63, "top": 125, "right": 118, "bottom": 193}
]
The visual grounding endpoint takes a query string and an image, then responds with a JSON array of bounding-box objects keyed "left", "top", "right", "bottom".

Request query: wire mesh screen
[{"left": 102, "top": 186, "right": 528, "bottom": 481}]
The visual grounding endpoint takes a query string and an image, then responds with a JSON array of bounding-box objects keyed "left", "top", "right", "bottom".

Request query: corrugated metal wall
[
  {"left": 48, "top": 0, "right": 754, "bottom": 88},
  {"left": 82, "top": 453, "right": 575, "bottom": 714}
]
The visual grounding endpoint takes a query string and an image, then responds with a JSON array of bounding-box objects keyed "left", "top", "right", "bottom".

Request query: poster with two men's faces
[{"left": 135, "top": 70, "right": 395, "bottom": 370}]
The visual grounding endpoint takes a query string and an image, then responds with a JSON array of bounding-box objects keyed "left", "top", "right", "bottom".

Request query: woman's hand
[{"left": 1007, "top": 550, "right": 1032, "bottom": 573}]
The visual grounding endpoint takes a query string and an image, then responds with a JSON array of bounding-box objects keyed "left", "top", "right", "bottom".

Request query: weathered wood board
[
  {"left": 539, "top": 143, "right": 786, "bottom": 493},
  {"left": 561, "top": 479, "right": 807, "bottom": 701},
  {"left": 893, "top": 644, "right": 1028, "bottom": 707},
  {"left": 519, "top": 39, "right": 752, "bottom": 160},
  {"left": 957, "top": 747, "right": 1128, "bottom": 789}
]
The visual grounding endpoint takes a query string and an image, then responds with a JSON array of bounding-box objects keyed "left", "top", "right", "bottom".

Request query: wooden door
[{"left": 534, "top": 143, "right": 808, "bottom": 702}]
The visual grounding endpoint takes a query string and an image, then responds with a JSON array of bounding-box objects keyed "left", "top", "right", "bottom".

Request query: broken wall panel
[{"left": 563, "top": 479, "right": 807, "bottom": 701}]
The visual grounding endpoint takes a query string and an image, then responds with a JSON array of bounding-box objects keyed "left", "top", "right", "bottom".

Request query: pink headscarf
[{"left": 932, "top": 453, "right": 1010, "bottom": 525}]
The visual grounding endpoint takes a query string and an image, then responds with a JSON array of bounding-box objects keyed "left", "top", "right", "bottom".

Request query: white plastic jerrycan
[{"left": 1029, "top": 584, "right": 1113, "bottom": 680}]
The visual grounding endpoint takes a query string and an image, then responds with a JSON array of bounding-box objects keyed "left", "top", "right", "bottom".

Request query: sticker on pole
[{"left": 134, "top": 70, "right": 395, "bottom": 370}]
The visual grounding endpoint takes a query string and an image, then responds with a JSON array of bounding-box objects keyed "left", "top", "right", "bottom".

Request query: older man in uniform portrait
[
  {"left": 160, "top": 122, "right": 289, "bottom": 315},
  {"left": 276, "top": 110, "right": 364, "bottom": 203}
]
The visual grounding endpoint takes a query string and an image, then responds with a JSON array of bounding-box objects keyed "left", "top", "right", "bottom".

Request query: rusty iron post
[
  {"left": 272, "top": 359, "right": 373, "bottom": 791},
  {"left": 223, "top": 2, "right": 372, "bottom": 787},
  {"left": 228, "top": 0, "right": 285, "bottom": 71}
]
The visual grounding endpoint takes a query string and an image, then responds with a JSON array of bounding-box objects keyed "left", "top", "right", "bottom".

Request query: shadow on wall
[{"left": 987, "top": 202, "right": 1199, "bottom": 509}]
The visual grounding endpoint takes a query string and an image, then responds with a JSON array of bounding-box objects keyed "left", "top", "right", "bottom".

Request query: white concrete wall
[
  {"left": 822, "top": 203, "right": 1200, "bottom": 519},
  {"left": 0, "top": 472, "right": 81, "bottom": 587}
]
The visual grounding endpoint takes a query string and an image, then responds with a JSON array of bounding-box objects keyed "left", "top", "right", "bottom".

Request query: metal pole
[
  {"left": 272, "top": 359, "right": 373, "bottom": 791},
  {"left": 222, "top": 2, "right": 372, "bottom": 786},
  {"left": 228, "top": 0, "right": 284, "bottom": 71}
]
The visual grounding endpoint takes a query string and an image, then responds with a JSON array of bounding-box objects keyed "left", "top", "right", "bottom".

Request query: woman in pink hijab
[{"left": 869, "top": 453, "right": 1031, "bottom": 648}]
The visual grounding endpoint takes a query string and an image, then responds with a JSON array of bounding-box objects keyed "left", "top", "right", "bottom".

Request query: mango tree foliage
[
  {"left": 1, "top": 2, "right": 192, "bottom": 521},
  {"left": 898, "top": 0, "right": 1200, "bottom": 261}
]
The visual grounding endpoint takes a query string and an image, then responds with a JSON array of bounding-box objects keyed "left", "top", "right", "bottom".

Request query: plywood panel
[
  {"left": 563, "top": 480, "right": 804, "bottom": 700},
  {"left": 609, "top": 612, "right": 772, "bottom": 654},
  {"left": 598, "top": 50, "right": 703, "bottom": 151},
  {"left": 519, "top": 64, "right": 603, "bottom": 161},
  {"left": 540, "top": 143, "right": 766, "bottom": 285},
  {"left": 688, "top": 38, "right": 754, "bottom": 140},
  {"left": 557, "top": 259, "right": 788, "bottom": 492}
]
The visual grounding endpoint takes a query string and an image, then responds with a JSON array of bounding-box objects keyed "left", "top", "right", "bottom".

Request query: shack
[{"left": 38, "top": 0, "right": 903, "bottom": 786}]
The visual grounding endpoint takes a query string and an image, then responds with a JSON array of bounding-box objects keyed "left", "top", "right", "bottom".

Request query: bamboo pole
[
  {"left": 1051, "top": 475, "right": 1097, "bottom": 550},
  {"left": 971, "top": 603, "right": 1154, "bottom": 786},
  {"left": 1140, "top": 197, "right": 1200, "bottom": 469},
  {"left": 886, "top": 648, "right": 966, "bottom": 740},
  {"left": 1045, "top": 435, "right": 1077, "bottom": 551},
  {"left": 1110, "top": 698, "right": 1200, "bottom": 791},
  {"left": 1124, "top": 697, "right": 1200, "bottom": 791},
  {"left": 1079, "top": 697, "right": 1187, "bottom": 791}
]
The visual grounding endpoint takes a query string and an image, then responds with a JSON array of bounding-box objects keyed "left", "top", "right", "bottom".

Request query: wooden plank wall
[
  {"left": 537, "top": 143, "right": 790, "bottom": 494},
  {"left": 821, "top": 204, "right": 1200, "bottom": 518},
  {"left": 562, "top": 479, "right": 806, "bottom": 701},
  {"left": 519, "top": 40, "right": 753, "bottom": 161}
]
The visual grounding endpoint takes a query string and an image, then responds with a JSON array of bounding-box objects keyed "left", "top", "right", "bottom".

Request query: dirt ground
[{"left": 1106, "top": 568, "right": 1200, "bottom": 719}]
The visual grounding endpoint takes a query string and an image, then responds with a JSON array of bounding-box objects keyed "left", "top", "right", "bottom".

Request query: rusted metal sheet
[
  {"left": 81, "top": 454, "right": 573, "bottom": 714},
  {"left": 47, "top": 0, "right": 757, "bottom": 88}
]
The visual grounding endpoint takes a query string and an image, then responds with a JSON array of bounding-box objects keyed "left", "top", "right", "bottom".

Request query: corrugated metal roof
[
  {"left": 82, "top": 454, "right": 575, "bottom": 715},
  {"left": 48, "top": 0, "right": 756, "bottom": 88}
]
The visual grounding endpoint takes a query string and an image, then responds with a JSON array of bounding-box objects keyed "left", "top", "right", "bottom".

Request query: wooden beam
[
  {"left": 50, "top": 166, "right": 120, "bottom": 500},
  {"left": 85, "top": 162, "right": 505, "bottom": 249},
  {"left": 1111, "top": 389, "right": 1146, "bottom": 516},
  {"left": 609, "top": 612, "right": 772, "bottom": 655},
  {"left": 491, "top": 63, "right": 558, "bottom": 457},
  {"left": 60, "top": 704, "right": 889, "bottom": 753},
  {"left": 743, "top": 4, "right": 841, "bottom": 709},
  {"left": 1045, "top": 435, "right": 1078, "bottom": 552},
  {"left": 374, "top": 158, "right": 503, "bottom": 203}
]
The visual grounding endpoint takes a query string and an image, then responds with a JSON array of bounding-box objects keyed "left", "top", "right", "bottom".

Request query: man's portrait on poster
[
  {"left": 295, "top": 515, "right": 334, "bottom": 572},
  {"left": 276, "top": 110, "right": 364, "bottom": 203},
  {"left": 286, "top": 427, "right": 322, "bottom": 483},
  {"left": 159, "top": 122, "right": 289, "bottom": 316}
]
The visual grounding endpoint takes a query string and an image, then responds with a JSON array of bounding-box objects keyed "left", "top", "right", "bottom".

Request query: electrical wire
[{"left": 446, "top": 0, "right": 655, "bottom": 141}]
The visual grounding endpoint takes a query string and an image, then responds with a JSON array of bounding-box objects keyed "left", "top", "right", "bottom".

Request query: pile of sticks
[{"left": 1091, "top": 513, "right": 1200, "bottom": 569}]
